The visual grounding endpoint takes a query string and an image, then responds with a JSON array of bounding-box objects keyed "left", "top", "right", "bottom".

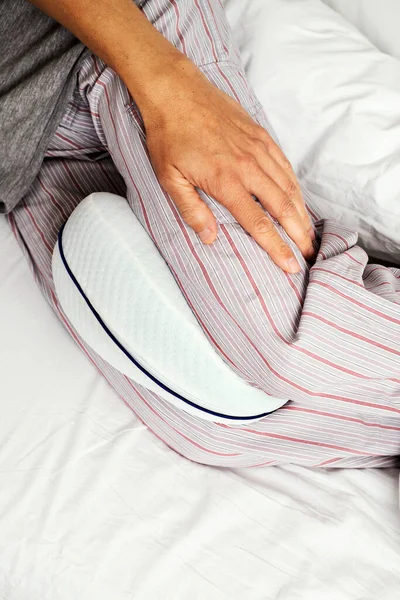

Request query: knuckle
[
  {"left": 283, "top": 158, "right": 293, "bottom": 172},
  {"left": 252, "top": 215, "right": 273, "bottom": 236},
  {"left": 210, "top": 162, "right": 236, "bottom": 191},
  {"left": 251, "top": 137, "right": 266, "bottom": 152},
  {"left": 277, "top": 244, "right": 293, "bottom": 260},
  {"left": 215, "top": 173, "right": 240, "bottom": 201},
  {"left": 211, "top": 161, "right": 225, "bottom": 181},
  {"left": 279, "top": 196, "right": 296, "bottom": 218},
  {"left": 257, "top": 127, "right": 273, "bottom": 148},
  {"left": 238, "top": 152, "right": 257, "bottom": 169},
  {"left": 179, "top": 204, "right": 203, "bottom": 227},
  {"left": 285, "top": 180, "right": 298, "bottom": 200},
  {"left": 302, "top": 230, "right": 313, "bottom": 245},
  {"left": 254, "top": 124, "right": 268, "bottom": 138}
]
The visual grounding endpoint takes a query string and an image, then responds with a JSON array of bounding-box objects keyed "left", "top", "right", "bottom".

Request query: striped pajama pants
[{"left": 8, "top": 0, "right": 400, "bottom": 468}]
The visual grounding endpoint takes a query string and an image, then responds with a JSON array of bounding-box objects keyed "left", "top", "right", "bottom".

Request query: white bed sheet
[{"left": 1, "top": 1, "right": 400, "bottom": 598}]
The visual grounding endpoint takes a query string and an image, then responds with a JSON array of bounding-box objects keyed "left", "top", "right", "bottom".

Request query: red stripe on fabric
[
  {"left": 250, "top": 460, "right": 276, "bottom": 468},
  {"left": 55, "top": 131, "right": 83, "bottom": 151},
  {"left": 193, "top": 0, "right": 218, "bottom": 62},
  {"left": 23, "top": 203, "right": 53, "bottom": 253},
  {"left": 125, "top": 379, "right": 240, "bottom": 456},
  {"left": 313, "top": 280, "right": 400, "bottom": 325},
  {"left": 302, "top": 310, "right": 400, "bottom": 359},
  {"left": 170, "top": 0, "right": 187, "bottom": 54},
  {"left": 377, "top": 281, "right": 391, "bottom": 288},
  {"left": 325, "top": 231, "right": 350, "bottom": 249},
  {"left": 8, "top": 212, "right": 17, "bottom": 237},
  {"left": 168, "top": 264, "right": 240, "bottom": 370},
  {"left": 239, "top": 428, "right": 374, "bottom": 455},
  {"left": 193, "top": 0, "right": 242, "bottom": 104},
  {"left": 51, "top": 290, "right": 102, "bottom": 369},
  {"left": 62, "top": 162, "right": 85, "bottom": 195},
  {"left": 312, "top": 266, "right": 364, "bottom": 288},
  {"left": 215, "top": 63, "right": 241, "bottom": 103},
  {"left": 98, "top": 79, "right": 155, "bottom": 238},
  {"left": 206, "top": 0, "right": 228, "bottom": 56},
  {"left": 317, "top": 457, "right": 342, "bottom": 467},
  {"left": 307, "top": 207, "right": 319, "bottom": 222},
  {"left": 285, "top": 269, "right": 304, "bottom": 304},
  {"left": 55, "top": 129, "right": 103, "bottom": 154},
  {"left": 37, "top": 176, "right": 69, "bottom": 223},
  {"left": 70, "top": 101, "right": 91, "bottom": 114},
  {"left": 285, "top": 405, "right": 400, "bottom": 431},
  {"left": 345, "top": 252, "right": 364, "bottom": 266},
  {"left": 367, "top": 266, "right": 390, "bottom": 277}
]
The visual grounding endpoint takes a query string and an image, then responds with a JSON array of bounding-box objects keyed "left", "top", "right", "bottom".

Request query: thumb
[{"left": 166, "top": 177, "right": 218, "bottom": 244}]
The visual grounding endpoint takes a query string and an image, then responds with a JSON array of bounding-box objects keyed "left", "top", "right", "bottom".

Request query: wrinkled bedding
[
  {"left": 1, "top": 1, "right": 400, "bottom": 598},
  {"left": 226, "top": 0, "right": 400, "bottom": 263}
]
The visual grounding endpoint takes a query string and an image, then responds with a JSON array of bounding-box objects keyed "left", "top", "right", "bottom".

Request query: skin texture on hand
[
  {"left": 141, "top": 61, "right": 315, "bottom": 273},
  {"left": 28, "top": 0, "right": 315, "bottom": 272}
]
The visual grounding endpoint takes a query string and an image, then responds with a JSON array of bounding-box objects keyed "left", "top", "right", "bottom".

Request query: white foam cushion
[
  {"left": 226, "top": 0, "right": 400, "bottom": 263},
  {"left": 52, "top": 193, "right": 287, "bottom": 424}
]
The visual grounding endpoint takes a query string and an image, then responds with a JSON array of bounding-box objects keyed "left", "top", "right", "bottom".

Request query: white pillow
[
  {"left": 226, "top": 0, "right": 400, "bottom": 263},
  {"left": 52, "top": 193, "right": 287, "bottom": 424},
  {"left": 323, "top": 0, "right": 400, "bottom": 60}
]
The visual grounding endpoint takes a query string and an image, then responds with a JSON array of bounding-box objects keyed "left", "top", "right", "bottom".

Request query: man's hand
[
  {"left": 29, "top": 0, "right": 314, "bottom": 273},
  {"left": 140, "top": 61, "right": 314, "bottom": 273}
]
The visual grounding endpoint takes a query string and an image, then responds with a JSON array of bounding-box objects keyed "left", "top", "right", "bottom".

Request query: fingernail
[
  {"left": 286, "top": 257, "right": 300, "bottom": 273},
  {"left": 198, "top": 226, "right": 214, "bottom": 244}
]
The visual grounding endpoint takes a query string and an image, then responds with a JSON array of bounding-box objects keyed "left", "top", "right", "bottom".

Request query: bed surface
[{"left": 1, "top": 1, "right": 400, "bottom": 598}]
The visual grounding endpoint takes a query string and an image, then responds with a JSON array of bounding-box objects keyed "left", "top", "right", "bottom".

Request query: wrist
[{"left": 123, "top": 53, "right": 196, "bottom": 121}]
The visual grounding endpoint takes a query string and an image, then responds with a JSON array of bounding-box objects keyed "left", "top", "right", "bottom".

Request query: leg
[{"left": 10, "top": 0, "right": 400, "bottom": 468}]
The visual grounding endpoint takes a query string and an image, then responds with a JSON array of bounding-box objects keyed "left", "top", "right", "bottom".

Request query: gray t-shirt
[{"left": 0, "top": 0, "right": 87, "bottom": 214}]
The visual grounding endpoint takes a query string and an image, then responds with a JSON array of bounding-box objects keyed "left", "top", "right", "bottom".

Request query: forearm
[{"left": 28, "top": 0, "right": 192, "bottom": 115}]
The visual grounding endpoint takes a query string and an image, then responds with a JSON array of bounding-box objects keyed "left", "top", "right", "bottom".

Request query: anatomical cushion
[{"left": 52, "top": 193, "right": 288, "bottom": 424}]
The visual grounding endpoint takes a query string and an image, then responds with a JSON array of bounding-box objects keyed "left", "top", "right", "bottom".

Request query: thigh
[
  {"left": 81, "top": 58, "right": 400, "bottom": 469},
  {"left": 11, "top": 80, "right": 400, "bottom": 468}
]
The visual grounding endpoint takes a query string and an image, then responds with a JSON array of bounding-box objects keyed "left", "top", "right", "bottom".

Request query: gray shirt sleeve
[{"left": 0, "top": 0, "right": 87, "bottom": 214}]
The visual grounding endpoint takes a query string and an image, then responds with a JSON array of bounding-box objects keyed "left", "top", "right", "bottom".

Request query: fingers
[
  {"left": 219, "top": 183, "right": 301, "bottom": 273},
  {"left": 246, "top": 162, "right": 315, "bottom": 261},
  {"left": 252, "top": 128, "right": 315, "bottom": 238},
  {"left": 165, "top": 175, "right": 218, "bottom": 244},
  {"left": 268, "top": 142, "right": 315, "bottom": 235},
  {"left": 166, "top": 168, "right": 301, "bottom": 273},
  {"left": 254, "top": 145, "right": 314, "bottom": 238}
]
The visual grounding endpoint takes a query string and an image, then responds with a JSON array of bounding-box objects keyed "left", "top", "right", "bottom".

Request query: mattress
[{"left": 1, "top": 1, "right": 400, "bottom": 598}]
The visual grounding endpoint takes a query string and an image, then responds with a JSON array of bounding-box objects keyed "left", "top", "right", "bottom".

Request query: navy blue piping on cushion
[{"left": 58, "top": 223, "right": 286, "bottom": 421}]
